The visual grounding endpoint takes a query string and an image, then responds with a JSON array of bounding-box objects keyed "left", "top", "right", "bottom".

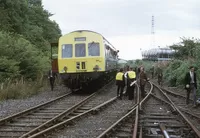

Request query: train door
[{"left": 51, "top": 43, "right": 58, "bottom": 73}]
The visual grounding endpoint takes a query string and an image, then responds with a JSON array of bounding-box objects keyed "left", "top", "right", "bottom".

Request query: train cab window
[
  {"left": 62, "top": 44, "right": 73, "bottom": 58},
  {"left": 75, "top": 43, "right": 86, "bottom": 57},
  {"left": 88, "top": 42, "right": 100, "bottom": 56}
]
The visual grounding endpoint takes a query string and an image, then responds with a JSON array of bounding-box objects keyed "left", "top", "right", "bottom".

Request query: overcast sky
[{"left": 43, "top": 0, "right": 200, "bottom": 60}]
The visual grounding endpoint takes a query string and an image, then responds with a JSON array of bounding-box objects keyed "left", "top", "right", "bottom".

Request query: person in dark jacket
[
  {"left": 48, "top": 69, "right": 57, "bottom": 91},
  {"left": 150, "top": 65, "right": 154, "bottom": 79},
  {"left": 184, "top": 66, "right": 197, "bottom": 106},
  {"left": 139, "top": 67, "right": 148, "bottom": 98},
  {"left": 115, "top": 68, "right": 125, "bottom": 99},
  {"left": 137, "top": 66, "right": 141, "bottom": 79},
  {"left": 158, "top": 72, "right": 163, "bottom": 86}
]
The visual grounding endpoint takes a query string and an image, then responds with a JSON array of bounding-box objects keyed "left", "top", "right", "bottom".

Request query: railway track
[
  {"left": 0, "top": 92, "right": 74, "bottom": 137},
  {"left": 138, "top": 93, "right": 190, "bottom": 137},
  {"left": 96, "top": 82, "right": 152, "bottom": 138},
  {"left": 0, "top": 81, "right": 115, "bottom": 138},
  {"left": 148, "top": 83, "right": 200, "bottom": 137},
  {"left": 159, "top": 86, "right": 200, "bottom": 132},
  {"left": 32, "top": 97, "right": 129, "bottom": 137},
  {"left": 2, "top": 79, "right": 199, "bottom": 137},
  {"left": 161, "top": 88, "right": 200, "bottom": 111},
  {"left": 26, "top": 83, "right": 143, "bottom": 137},
  {"left": 97, "top": 82, "right": 200, "bottom": 138}
]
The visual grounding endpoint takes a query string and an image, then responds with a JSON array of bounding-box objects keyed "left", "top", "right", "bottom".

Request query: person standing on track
[
  {"left": 139, "top": 67, "right": 148, "bottom": 98},
  {"left": 137, "top": 66, "right": 141, "bottom": 79},
  {"left": 150, "top": 65, "right": 154, "bottom": 79},
  {"left": 115, "top": 68, "right": 125, "bottom": 100},
  {"left": 157, "top": 66, "right": 163, "bottom": 86},
  {"left": 158, "top": 72, "right": 163, "bottom": 86},
  {"left": 48, "top": 69, "right": 56, "bottom": 91},
  {"left": 126, "top": 67, "right": 136, "bottom": 100},
  {"left": 184, "top": 66, "right": 197, "bottom": 106}
]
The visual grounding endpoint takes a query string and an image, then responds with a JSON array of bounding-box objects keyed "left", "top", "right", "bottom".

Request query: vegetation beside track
[
  {"left": 119, "top": 38, "right": 200, "bottom": 96},
  {"left": 0, "top": 0, "right": 61, "bottom": 99}
]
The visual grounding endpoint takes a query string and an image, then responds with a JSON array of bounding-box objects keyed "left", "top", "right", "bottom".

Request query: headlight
[
  {"left": 93, "top": 65, "right": 99, "bottom": 71},
  {"left": 63, "top": 66, "right": 68, "bottom": 72}
]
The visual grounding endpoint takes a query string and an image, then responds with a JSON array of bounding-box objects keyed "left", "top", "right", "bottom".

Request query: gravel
[
  {"left": 47, "top": 83, "right": 134, "bottom": 138},
  {"left": 50, "top": 99, "right": 134, "bottom": 138},
  {"left": 0, "top": 85, "right": 68, "bottom": 119},
  {"left": 0, "top": 81, "right": 116, "bottom": 120}
]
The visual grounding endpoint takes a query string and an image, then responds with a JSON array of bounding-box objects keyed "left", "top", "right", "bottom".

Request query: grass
[{"left": 0, "top": 75, "right": 49, "bottom": 100}]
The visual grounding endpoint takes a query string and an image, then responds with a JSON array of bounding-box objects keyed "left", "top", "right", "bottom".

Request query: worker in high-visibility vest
[
  {"left": 115, "top": 68, "right": 125, "bottom": 100},
  {"left": 127, "top": 67, "right": 136, "bottom": 100}
]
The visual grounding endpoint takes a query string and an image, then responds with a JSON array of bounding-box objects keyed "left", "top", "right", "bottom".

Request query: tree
[
  {"left": 0, "top": 0, "right": 61, "bottom": 82},
  {"left": 170, "top": 37, "right": 200, "bottom": 60}
]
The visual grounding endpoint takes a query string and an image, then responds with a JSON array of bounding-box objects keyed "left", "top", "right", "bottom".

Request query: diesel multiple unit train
[{"left": 51, "top": 30, "right": 119, "bottom": 92}]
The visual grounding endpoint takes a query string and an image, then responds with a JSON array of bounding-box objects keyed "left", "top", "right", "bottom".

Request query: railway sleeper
[
  {"left": 5, "top": 122, "right": 40, "bottom": 127},
  {"left": 0, "top": 132, "right": 25, "bottom": 137},
  {"left": 23, "top": 115, "right": 55, "bottom": 119},
  {"left": 140, "top": 124, "right": 194, "bottom": 138},
  {"left": 140, "top": 119, "right": 181, "bottom": 124},
  {"left": 140, "top": 115, "right": 176, "bottom": 119}
]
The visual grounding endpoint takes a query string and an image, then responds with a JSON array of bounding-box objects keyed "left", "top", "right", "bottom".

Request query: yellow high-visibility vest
[
  {"left": 116, "top": 72, "right": 124, "bottom": 81},
  {"left": 128, "top": 71, "right": 136, "bottom": 79}
]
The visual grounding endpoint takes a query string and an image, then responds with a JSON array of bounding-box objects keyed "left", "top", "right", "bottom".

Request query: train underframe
[{"left": 60, "top": 70, "right": 117, "bottom": 92}]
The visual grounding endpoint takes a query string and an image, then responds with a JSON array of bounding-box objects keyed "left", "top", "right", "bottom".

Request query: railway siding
[
  {"left": 35, "top": 95, "right": 134, "bottom": 137},
  {"left": 1, "top": 80, "right": 200, "bottom": 137},
  {"left": 0, "top": 81, "right": 117, "bottom": 137}
]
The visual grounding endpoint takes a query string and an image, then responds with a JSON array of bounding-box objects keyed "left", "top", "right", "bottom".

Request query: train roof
[
  {"left": 69, "top": 30, "right": 101, "bottom": 35},
  {"left": 67, "top": 30, "right": 117, "bottom": 51}
]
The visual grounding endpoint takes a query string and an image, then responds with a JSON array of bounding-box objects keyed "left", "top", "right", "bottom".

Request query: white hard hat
[{"left": 186, "top": 84, "right": 190, "bottom": 88}]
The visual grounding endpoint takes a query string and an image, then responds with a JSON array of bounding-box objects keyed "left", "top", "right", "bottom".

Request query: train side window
[
  {"left": 75, "top": 43, "right": 86, "bottom": 57},
  {"left": 88, "top": 42, "right": 100, "bottom": 56},
  {"left": 105, "top": 49, "right": 109, "bottom": 57},
  {"left": 62, "top": 44, "right": 73, "bottom": 58},
  {"left": 110, "top": 50, "right": 114, "bottom": 58},
  {"left": 105, "top": 45, "right": 109, "bottom": 57}
]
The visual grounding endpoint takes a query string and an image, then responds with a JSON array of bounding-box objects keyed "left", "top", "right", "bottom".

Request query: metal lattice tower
[{"left": 151, "top": 15, "right": 155, "bottom": 48}]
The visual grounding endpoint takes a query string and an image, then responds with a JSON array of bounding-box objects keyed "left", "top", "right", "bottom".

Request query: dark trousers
[
  {"left": 124, "top": 86, "right": 128, "bottom": 96},
  {"left": 140, "top": 84, "right": 145, "bottom": 98},
  {"left": 186, "top": 90, "right": 190, "bottom": 105},
  {"left": 117, "top": 85, "right": 124, "bottom": 99},
  {"left": 158, "top": 77, "right": 162, "bottom": 86},
  {"left": 50, "top": 77, "right": 55, "bottom": 91},
  {"left": 151, "top": 72, "right": 154, "bottom": 79},
  {"left": 186, "top": 84, "right": 197, "bottom": 105},
  {"left": 127, "top": 85, "right": 135, "bottom": 100}
]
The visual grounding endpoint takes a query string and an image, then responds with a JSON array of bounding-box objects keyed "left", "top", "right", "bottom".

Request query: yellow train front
[{"left": 58, "top": 30, "right": 119, "bottom": 92}]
